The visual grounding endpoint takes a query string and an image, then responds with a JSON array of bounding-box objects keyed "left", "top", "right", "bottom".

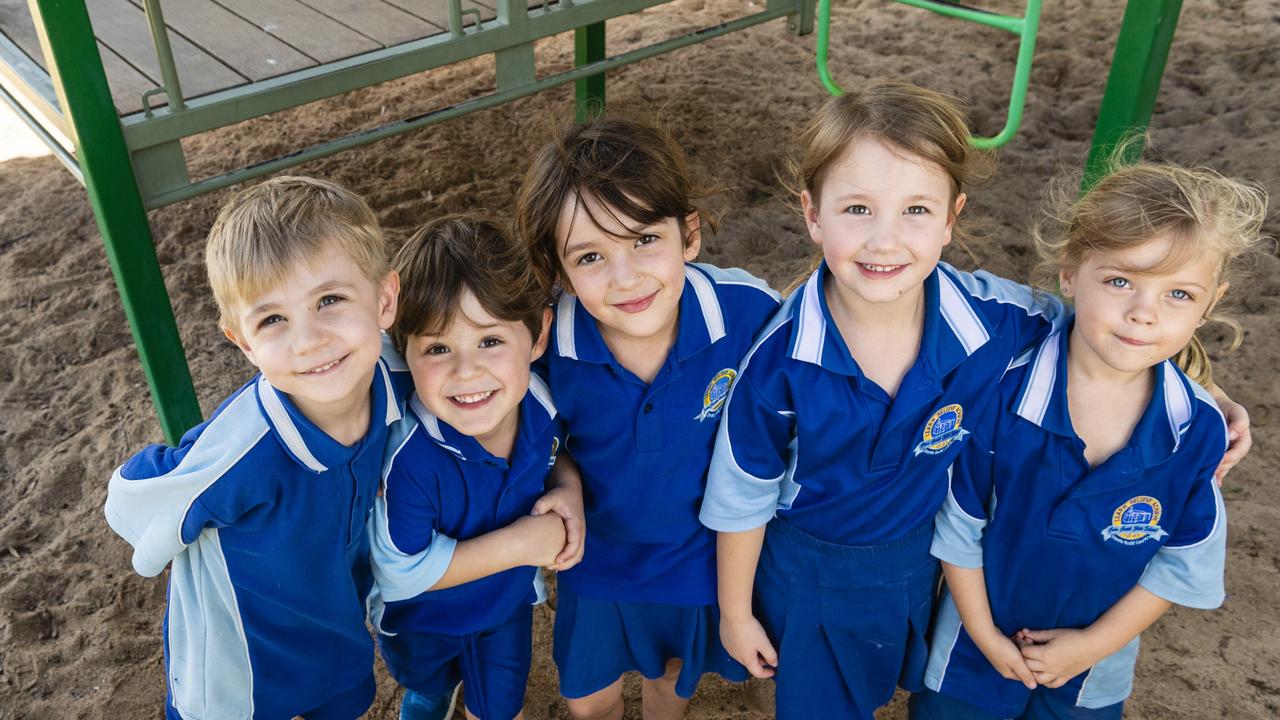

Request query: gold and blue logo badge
[
  {"left": 1101, "top": 496, "right": 1167, "bottom": 545},
  {"left": 548, "top": 436, "right": 560, "bottom": 468},
  {"left": 913, "top": 403, "right": 969, "bottom": 456},
  {"left": 694, "top": 368, "right": 737, "bottom": 421}
]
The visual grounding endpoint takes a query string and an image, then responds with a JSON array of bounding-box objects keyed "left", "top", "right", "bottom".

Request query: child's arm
[
  {"left": 1018, "top": 587, "right": 1172, "bottom": 688},
  {"left": 717, "top": 526, "right": 777, "bottom": 678},
  {"left": 531, "top": 452, "right": 586, "bottom": 571},
  {"left": 428, "top": 513, "right": 566, "bottom": 590},
  {"left": 1206, "top": 384, "right": 1251, "bottom": 482},
  {"left": 942, "top": 562, "right": 1036, "bottom": 689}
]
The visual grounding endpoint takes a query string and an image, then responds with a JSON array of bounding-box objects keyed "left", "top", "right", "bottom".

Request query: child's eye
[
  {"left": 258, "top": 314, "right": 284, "bottom": 329},
  {"left": 1106, "top": 277, "right": 1131, "bottom": 289},
  {"left": 479, "top": 336, "right": 504, "bottom": 349},
  {"left": 843, "top": 204, "right": 870, "bottom": 215},
  {"left": 635, "top": 233, "right": 660, "bottom": 247},
  {"left": 905, "top": 205, "right": 929, "bottom": 215},
  {"left": 318, "top": 294, "right": 344, "bottom": 308},
  {"left": 576, "top": 252, "right": 602, "bottom": 266},
  {"left": 1169, "top": 289, "right": 1194, "bottom": 302},
  {"left": 424, "top": 344, "right": 449, "bottom": 356}
]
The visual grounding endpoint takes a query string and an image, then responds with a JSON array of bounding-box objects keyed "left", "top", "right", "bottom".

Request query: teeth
[
  {"left": 452, "top": 391, "right": 495, "bottom": 405},
  {"left": 305, "top": 358, "right": 341, "bottom": 374},
  {"left": 861, "top": 263, "right": 902, "bottom": 273}
]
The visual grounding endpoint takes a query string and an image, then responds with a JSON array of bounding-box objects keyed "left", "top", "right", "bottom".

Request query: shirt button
[{"left": 643, "top": 403, "right": 654, "bottom": 414}]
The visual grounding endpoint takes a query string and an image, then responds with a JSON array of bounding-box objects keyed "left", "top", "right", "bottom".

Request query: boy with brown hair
[{"left": 105, "top": 176, "right": 400, "bottom": 720}]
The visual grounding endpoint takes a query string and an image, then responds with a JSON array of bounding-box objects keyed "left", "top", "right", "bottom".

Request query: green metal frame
[
  {"left": 817, "top": 0, "right": 1043, "bottom": 148},
  {"left": 7, "top": 0, "right": 815, "bottom": 441},
  {"left": 1083, "top": 0, "right": 1183, "bottom": 190},
  {"left": 28, "top": 0, "right": 200, "bottom": 443}
]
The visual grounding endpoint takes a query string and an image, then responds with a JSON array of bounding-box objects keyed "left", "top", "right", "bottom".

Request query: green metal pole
[
  {"left": 575, "top": 21, "right": 605, "bottom": 121},
  {"left": 29, "top": 0, "right": 201, "bottom": 443},
  {"left": 1083, "top": 0, "right": 1183, "bottom": 190}
]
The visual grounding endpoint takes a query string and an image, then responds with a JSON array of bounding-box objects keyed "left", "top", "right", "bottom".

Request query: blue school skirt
[
  {"left": 377, "top": 604, "right": 533, "bottom": 720},
  {"left": 553, "top": 585, "right": 748, "bottom": 699},
  {"left": 756, "top": 518, "right": 938, "bottom": 720},
  {"left": 909, "top": 687, "right": 1125, "bottom": 720},
  {"left": 165, "top": 673, "right": 375, "bottom": 720}
]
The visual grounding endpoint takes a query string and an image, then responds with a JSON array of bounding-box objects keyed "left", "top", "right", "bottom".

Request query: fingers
[
  {"left": 745, "top": 646, "right": 778, "bottom": 679},
  {"left": 1019, "top": 628, "right": 1054, "bottom": 644},
  {"left": 531, "top": 496, "right": 553, "bottom": 516},
  {"left": 1010, "top": 658, "right": 1037, "bottom": 690}
]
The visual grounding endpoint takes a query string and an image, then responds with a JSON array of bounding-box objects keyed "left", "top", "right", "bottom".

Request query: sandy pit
[{"left": 1, "top": 0, "right": 1277, "bottom": 717}]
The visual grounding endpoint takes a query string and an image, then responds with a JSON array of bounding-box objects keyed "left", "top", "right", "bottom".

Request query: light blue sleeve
[
  {"left": 1138, "top": 477, "right": 1227, "bottom": 609},
  {"left": 700, "top": 368, "right": 794, "bottom": 533},
  {"left": 943, "top": 262, "right": 1071, "bottom": 334},
  {"left": 930, "top": 465, "right": 990, "bottom": 569},
  {"left": 104, "top": 389, "right": 269, "bottom": 577},
  {"left": 367, "top": 493, "right": 458, "bottom": 603}
]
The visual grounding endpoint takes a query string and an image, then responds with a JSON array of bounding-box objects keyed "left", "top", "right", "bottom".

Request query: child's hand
[
  {"left": 511, "top": 513, "right": 568, "bottom": 568},
  {"left": 532, "top": 486, "right": 585, "bottom": 572},
  {"left": 970, "top": 627, "right": 1036, "bottom": 689},
  {"left": 1018, "top": 627, "right": 1100, "bottom": 688},
  {"left": 1214, "top": 396, "right": 1251, "bottom": 483},
  {"left": 720, "top": 613, "right": 778, "bottom": 679}
]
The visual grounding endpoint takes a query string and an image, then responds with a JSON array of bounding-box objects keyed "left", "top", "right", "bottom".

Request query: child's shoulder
[
  {"left": 1166, "top": 362, "right": 1230, "bottom": 458},
  {"left": 688, "top": 261, "right": 780, "bottom": 311}
]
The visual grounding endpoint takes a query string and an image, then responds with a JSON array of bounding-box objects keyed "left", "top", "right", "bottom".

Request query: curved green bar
[{"left": 816, "top": 0, "right": 1043, "bottom": 149}]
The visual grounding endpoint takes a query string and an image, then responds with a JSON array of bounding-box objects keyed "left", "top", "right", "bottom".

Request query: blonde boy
[{"left": 104, "top": 177, "right": 400, "bottom": 720}]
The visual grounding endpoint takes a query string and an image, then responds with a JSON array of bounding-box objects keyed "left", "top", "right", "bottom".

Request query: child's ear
[
  {"left": 800, "top": 190, "right": 822, "bottom": 246},
  {"left": 223, "top": 326, "right": 259, "bottom": 367},
  {"left": 530, "top": 306, "right": 554, "bottom": 362},
  {"left": 941, "top": 192, "right": 967, "bottom": 249},
  {"left": 377, "top": 270, "right": 400, "bottom": 331},
  {"left": 683, "top": 212, "right": 702, "bottom": 262},
  {"left": 1058, "top": 268, "right": 1077, "bottom": 299},
  {"left": 1206, "top": 281, "right": 1230, "bottom": 318}
]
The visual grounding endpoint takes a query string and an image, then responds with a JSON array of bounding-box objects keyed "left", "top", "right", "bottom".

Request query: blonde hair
[
  {"left": 206, "top": 176, "right": 389, "bottom": 333},
  {"left": 1033, "top": 148, "right": 1268, "bottom": 387},
  {"left": 785, "top": 81, "right": 993, "bottom": 291}
]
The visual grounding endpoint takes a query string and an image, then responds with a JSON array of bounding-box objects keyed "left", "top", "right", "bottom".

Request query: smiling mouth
[
  {"left": 858, "top": 262, "right": 907, "bottom": 277},
  {"left": 612, "top": 292, "right": 658, "bottom": 314},
  {"left": 302, "top": 354, "right": 348, "bottom": 375},
  {"left": 450, "top": 390, "right": 496, "bottom": 407},
  {"left": 1115, "top": 335, "right": 1152, "bottom": 347}
]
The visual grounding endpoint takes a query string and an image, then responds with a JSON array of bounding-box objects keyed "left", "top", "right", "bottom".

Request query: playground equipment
[{"left": 0, "top": 0, "right": 1184, "bottom": 442}]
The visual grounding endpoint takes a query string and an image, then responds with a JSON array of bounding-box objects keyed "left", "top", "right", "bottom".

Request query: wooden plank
[
  {"left": 382, "top": 0, "right": 496, "bottom": 30},
  {"left": 97, "top": 41, "right": 161, "bottom": 114},
  {"left": 85, "top": 0, "right": 245, "bottom": 101},
  {"left": 298, "top": 0, "right": 444, "bottom": 47},
  {"left": 118, "top": 0, "right": 314, "bottom": 80},
  {"left": 0, "top": 0, "right": 45, "bottom": 66},
  {"left": 212, "top": 0, "right": 379, "bottom": 62},
  {"left": 0, "top": 0, "right": 176, "bottom": 115}
]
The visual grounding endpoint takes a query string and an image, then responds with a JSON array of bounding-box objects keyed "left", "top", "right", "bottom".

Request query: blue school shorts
[
  {"left": 756, "top": 518, "right": 938, "bottom": 720},
  {"left": 378, "top": 604, "right": 533, "bottom": 720},
  {"left": 164, "top": 672, "right": 375, "bottom": 720},
  {"left": 909, "top": 687, "right": 1125, "bottom": 720},
  {"left": 553, "top": 585, "right": 748, "bottom": 699}
]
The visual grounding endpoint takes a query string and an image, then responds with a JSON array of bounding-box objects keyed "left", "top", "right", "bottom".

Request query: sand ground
[{"left": 1, "top": 0, "right": 1277, "bottom": 717}]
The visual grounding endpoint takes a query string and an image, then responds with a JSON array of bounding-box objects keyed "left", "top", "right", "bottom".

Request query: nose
[
  {"left": 291, "top": 315, "right": 328, "bottom": 355},
  {"left": 864, "top": 217, "right": 900, "bottom": 253},
  {"left": 452, "top": 348, "right": 483, "bottom": 380},
  {"left": 1126, "top": 292, "right": 1159, "bottom": 325},
  {"left": 608, "top": 250, "right": 641, "bottom": 289}
]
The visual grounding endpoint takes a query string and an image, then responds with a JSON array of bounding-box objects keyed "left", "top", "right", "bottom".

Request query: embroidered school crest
[
  {"left": 913, "top": 403, "right": 969, "bottom": 456},
  {"left": 548, "top": 436, "right": 560, "bottom": 469},
  {"left": 694, "top": 369, "right": 737, "bottom": 421},
  {"left": 1102, "top": 496, "right": 1167, "bottom": 545}
]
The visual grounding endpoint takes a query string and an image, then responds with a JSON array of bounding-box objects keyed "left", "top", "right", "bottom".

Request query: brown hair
[
  {"left": 514, "top": 118, "right": 719, "bottom": 294},
  {"left": 206, "top": 176, "right": 388, "bottom": 333},
  {"left": 784, "top": 81, "right": 993, "bottom": 290},
  {"left": 391, "top": 215, "right": 549, "bottom": 353},
  {"left": 1033, "top": 144, "right": 1269, "bottom": 386}
]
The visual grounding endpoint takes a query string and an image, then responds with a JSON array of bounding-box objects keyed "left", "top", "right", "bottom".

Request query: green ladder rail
[
  {"left": 816, "top": 0, "right": 1043, "bottom": 149},
  {"left": 1083, "top": 0, "right": 1182, "bottom": 191}
]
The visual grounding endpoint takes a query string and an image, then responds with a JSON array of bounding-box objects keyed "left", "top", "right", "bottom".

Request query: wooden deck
[{"left": 0, "top": 0, "right": 527, "bottom": 116}]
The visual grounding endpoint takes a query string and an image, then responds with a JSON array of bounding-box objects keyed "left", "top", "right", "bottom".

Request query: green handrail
[{"left": 817, "top": 0, "right": 1043, "bottom": 149}]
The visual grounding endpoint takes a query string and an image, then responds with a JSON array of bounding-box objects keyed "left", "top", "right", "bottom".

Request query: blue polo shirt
[
  {"left": 700, "top": 262, "right": 1063, "bottom": 545},
  {"left": 104, "top": 355, "right": 405, "bottom": 720},
  {"left": 369, "top": 374, "right": 562, "bottom": 636},
  {"left": 543, "top": 263, "right": 780, "bottom": 605},
  {"left": 924, "top": 327, "right": 1227, "bottom": 716}
]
